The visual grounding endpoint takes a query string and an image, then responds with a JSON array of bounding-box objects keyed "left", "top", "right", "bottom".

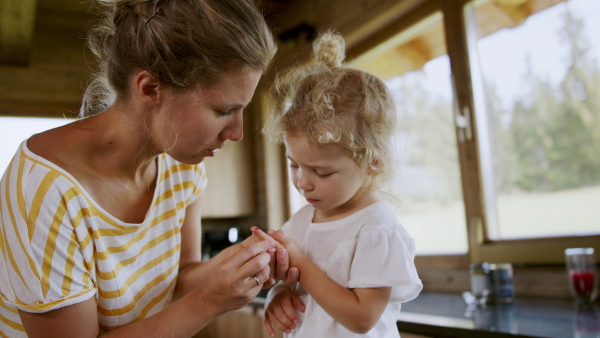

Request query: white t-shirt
[{"left": 266, "top": 201, "right": 422, "bottom": 338}]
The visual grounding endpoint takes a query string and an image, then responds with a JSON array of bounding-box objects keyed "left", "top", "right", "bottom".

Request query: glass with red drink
[{"left": 565, "top": 248, "right": 598, "bottom": 303}]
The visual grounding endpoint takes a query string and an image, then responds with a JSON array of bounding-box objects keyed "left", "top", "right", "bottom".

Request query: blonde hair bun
[{"left": 312, "top": 30, "right": 345, "bottom": 68}]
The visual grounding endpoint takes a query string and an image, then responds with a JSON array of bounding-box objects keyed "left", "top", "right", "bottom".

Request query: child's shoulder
[{"left": 357, "top": 201, "right": 411, "bottom": 236}]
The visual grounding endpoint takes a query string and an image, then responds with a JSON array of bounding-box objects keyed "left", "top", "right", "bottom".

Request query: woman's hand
[
  {"left": 264, "top": 287, "right": 306, "bottom": 336},
  {"left": 195, "top": 238, "right": 276, "bottom": 315}
]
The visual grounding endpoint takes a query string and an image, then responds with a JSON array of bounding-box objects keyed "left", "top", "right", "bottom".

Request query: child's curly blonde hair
[{"left": 264, "top": 30, "right": 397, "bottom": 189}]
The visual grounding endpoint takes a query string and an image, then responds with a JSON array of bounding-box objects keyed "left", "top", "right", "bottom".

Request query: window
[
  {"left": 285, "top": 9, "right": 469, "bottom": 256},
  {"left": 350, "top": 14, "right": 468, "bottom": 256},
  {"left": 281, "top": 0, "right": 600, "bottom": 264},
  {"left": 469, "top": 0, "right": 600, "bottom": 240},
  {"left": 0, "top": 117, "right": 72, "bottom": 174}
]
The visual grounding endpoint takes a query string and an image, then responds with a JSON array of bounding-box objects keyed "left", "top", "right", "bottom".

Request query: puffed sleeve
[{"left": 347, "top": 227, "right": 422, "bottom": 302}]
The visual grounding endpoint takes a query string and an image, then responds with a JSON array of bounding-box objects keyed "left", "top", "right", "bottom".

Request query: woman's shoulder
[
  {"left": 2, "top": 140, "right": 84, "bottom": 211},
  {"left": 26, "top": 122, "right": 77, "bottom": 168}
]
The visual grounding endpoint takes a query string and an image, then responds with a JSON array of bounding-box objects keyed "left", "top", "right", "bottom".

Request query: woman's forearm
[
  {"left": 171, "top": 261, "right": 212, "bottom": 303},
  {"left": 102, "top": 287, "right": 219, "bottom": 337},
  {"left": 171, "top": 243, "right": 239, "bottom": 303}
]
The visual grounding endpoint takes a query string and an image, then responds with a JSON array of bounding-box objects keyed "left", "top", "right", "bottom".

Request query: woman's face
[{"left": 154, "top": 68, "right": 262, "bottom": 164}]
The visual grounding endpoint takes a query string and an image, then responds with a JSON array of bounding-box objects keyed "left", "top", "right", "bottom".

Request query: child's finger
[
  {"left": 275, "top": 249, "right": 289, "bottom": 281},
  {"left": 270, "top": 313, "right": 293, "bottom": 334},
  {"left": 268, "top": 229, "right": 290, "bottom": 246},
  {"left": 264, "top": 315, "right": 277, "bottom": 337},
  {"left": 281, "top": 299, "right": 301, "bottom": 325},
  {"left": 291, "top": 292, "right": 306, "bottom": 312},
  {"left": 273, "top": 300, "right": 298, "bottom": 330},
  {"left": 268, "top": 248, "right": 276, "bottom": 281},
  {"left": 283, "top": 267, "right": 299, "bottom": 287}
]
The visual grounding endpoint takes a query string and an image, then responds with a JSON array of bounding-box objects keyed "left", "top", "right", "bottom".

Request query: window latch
[{"left": 455, "top": 106, "right": 473, "bottom": 143}]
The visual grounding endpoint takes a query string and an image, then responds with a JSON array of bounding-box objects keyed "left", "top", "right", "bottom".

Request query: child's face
[{"left": 284, "top": 134, "right": 374, "bottom": 222}]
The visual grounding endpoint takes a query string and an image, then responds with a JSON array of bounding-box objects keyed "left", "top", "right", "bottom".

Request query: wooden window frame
[{"left": 345, "top": 0, "right": 600, "bottom": 266}]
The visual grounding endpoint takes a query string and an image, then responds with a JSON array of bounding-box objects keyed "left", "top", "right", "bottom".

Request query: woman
[{"left": 0, "top": 0, "right": 292, "bottom": 336}]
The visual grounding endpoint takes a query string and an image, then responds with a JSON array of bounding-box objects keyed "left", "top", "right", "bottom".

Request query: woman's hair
[
  {"left": 80, "top": 0, "right": 278, "bottom": 117},
  {"left": 264, "top": 30, "right": 397, "bottom": 189}
]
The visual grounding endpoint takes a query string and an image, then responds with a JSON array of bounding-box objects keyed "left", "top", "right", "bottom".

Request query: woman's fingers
[
  {"left": 228, "top": 239, "right": 274, "bottom": 269},
  {"left": 251, "top": 227, "right": 291, "bottom": 282},
  {"left": 221, "top": 240, "right": 273, "bottom": 291},
  {"left": 262, "top": 278, "right": 276, "bottom": 289}
]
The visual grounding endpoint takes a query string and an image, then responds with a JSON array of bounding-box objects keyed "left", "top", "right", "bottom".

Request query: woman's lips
[{"left": 207, "top": 149, "right": 217, "bottom": 157}]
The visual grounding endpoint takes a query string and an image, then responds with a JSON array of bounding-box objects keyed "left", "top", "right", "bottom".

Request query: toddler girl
[{"left": 258, "top": 30, "right": 423, "bottom": 337}]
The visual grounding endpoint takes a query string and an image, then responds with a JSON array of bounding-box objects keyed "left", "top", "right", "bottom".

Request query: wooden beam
[
  {"left": 0, "top": 0, "right": 37, "bottom": 65},
  {"left": 0, "top": 100, "right": 80, "bottom": 118}
]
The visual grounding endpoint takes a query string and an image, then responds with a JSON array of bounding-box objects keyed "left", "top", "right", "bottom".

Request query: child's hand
[
  {"left": 267, "top": 229, "right": 306, "bottom": 269},
  {"left": 264, "top": 288, "right": 306, "bottom": 336},
  {"left": 250, "top": 227, "right": 298, "bottom": 287}
]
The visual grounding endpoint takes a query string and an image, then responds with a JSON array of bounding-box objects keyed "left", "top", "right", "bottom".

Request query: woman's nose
[{"left": 222, "top": 113, "right": 243, "bottom": 142}]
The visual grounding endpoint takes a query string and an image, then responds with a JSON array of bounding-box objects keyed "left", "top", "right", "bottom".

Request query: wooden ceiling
[
  {"left": 0, "top": 0, "right": 296, "bottom": 66},
  {"left": 0, "top": 0, "right": 298, "bottom": 117},
  {"left": 0, "top": 0, "right": 565, "bottom": 117}
]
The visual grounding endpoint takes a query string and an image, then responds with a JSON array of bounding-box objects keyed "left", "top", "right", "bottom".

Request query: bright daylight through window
[
  {"left": 0, "top": 117, "right": 72, "bottom": 174},
  {"left": 296, "top": 0, "right": 600, "bottom": 256},
  {"left": 346, "top": 12, "right": 467, "bottom": 256},
  {"left": 470, "top": 0, "right": 600, "bottom": 240}
]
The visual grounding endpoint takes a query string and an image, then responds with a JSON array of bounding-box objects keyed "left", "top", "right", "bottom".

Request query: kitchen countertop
[
  {"left": 397, "top": 292, "right": 600, "bottom": 338},
  {"left": 252, "top": 291, "right": 600, "bottom": 337}
]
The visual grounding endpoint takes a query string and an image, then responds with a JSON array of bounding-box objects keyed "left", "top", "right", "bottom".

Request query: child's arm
[
  {"left": 263, "top": 272, "right": 305, "bottom": 336},
  {"left": 268, "top": 229, "right": 392, "bottom": 334}
]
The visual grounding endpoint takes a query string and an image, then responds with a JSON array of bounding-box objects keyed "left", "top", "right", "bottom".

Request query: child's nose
[{"left": 296, "top": 170, "right": 313, "bottom": 190}]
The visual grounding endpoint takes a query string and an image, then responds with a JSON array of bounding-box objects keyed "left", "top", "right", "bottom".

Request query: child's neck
[{"left": 312, "top": 191, "right": 381, "bottom": 223}]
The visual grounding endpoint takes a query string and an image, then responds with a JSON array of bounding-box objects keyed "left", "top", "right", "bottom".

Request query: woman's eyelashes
[{"left": 217, "top": 110, "right": 233, "bottom": 116}]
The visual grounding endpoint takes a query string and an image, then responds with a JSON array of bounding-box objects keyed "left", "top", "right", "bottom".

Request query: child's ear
[{"left": 367, "top": 158, "right": 380, "bottom": 175}]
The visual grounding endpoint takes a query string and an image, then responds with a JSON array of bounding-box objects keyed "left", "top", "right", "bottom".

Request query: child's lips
[{"left": 306, "top": 198, "right": 319, "bottom": 204}]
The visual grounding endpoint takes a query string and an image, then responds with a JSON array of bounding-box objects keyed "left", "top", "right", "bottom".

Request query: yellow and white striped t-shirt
[{"left": 0, "top": 140, "right": 206, "bottom": 337}]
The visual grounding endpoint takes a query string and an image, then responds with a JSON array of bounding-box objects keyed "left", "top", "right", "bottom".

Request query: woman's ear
[{"left": 133, "top": 70, "right": 161, "bottom": 104}]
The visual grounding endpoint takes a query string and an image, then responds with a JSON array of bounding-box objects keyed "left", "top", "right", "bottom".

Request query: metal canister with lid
[
  {"left": 469, "top": 262, "right": 491, "bottom": 301},
  {"left": 488, "top": 263, "right": 515, "bottom": 302}
]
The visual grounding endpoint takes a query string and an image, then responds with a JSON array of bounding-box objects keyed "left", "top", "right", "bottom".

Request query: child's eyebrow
[{"left": 286, "top": 155, "right": 334, "bottom": 170}]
